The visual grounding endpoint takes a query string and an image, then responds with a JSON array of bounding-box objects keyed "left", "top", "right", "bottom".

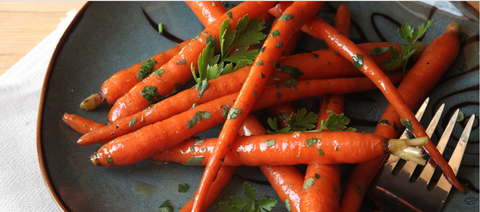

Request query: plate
[{"left": 37, "top": 2, "right": 479, "bottom": 211}]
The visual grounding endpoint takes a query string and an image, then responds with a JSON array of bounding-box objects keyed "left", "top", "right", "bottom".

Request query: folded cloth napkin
[{"left": 0, "top": 11, "right": 78, "bottom": 212}]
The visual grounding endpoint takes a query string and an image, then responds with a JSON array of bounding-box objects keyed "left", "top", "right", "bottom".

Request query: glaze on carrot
[
  {"left": 340, "top": 21, "right": 464, "bottom": 211},
  {"left": 62, "top": 113, "right": 105, "bottom": 135},
  {"left": 107, "top": 1, "right": 276, "bottom": 123},
  {"left": 192, "top": 3, "right": 325, "bottom": 210},
  {"left": 185, "top": 1, "right": 227, "bottom": 27}
]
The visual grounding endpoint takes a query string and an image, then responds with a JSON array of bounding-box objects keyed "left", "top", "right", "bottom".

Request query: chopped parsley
[
  {"left": 137, "top": 58, "right": 156, "bottom": 81},
  {"left": 187, "top": 111, "right": 212, "bottom": 129},
  {"left": 178, "top": 184, "right": 190, "bottom": 193}
]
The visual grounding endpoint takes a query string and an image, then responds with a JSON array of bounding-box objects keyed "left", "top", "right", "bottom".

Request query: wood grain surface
[{"left": 0, "top": 1, "right": 477, "bottom": 77}]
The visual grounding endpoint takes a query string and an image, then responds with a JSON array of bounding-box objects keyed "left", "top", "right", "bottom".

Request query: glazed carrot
[
  {"left": 260, "top": 165, "right": 304, "bottom": 212},
  {"left": 265, "top": 103, "right": 304, "bottom": 211},
  {"left": 79, "top": 40, "right": 190, "bottom": 110},
  {"left": 333, "top": 4, "right": 350, "bottom": 38},
  {"left": 88, "top": 73, "right": 403, "bottom": 164},
  {"left": 340, "top": 21, "right": 463, "bottom": 211},
  {"left": 150, "top": 131, "right": 428, "bottom": 166},
  {"left": 300, "top": 95, "right": 344, "bottom": 212},
  {"left": 300, "top": 164, "right": 341, "bottom": 212},
  {"left": 62, "top": 113, "right": 105, "bottom": 135},
  {"left": 180, "top": 114, "right": 262, "bottom": 211},
  {"left": 185, "top": 1, "right": 227, "bottom": 27},
  {"left": 270, "top": 3, "right": 463, "bottom": 193},
  {"left": 300, "top": 6, "right": 350, "bottom": 210},
  {"left": 192, "top": 3, "right": 325, "bottom": 210},
  {"left": 107, "top": 1, "right": 276, "bottom": 123},
  {"left": 179, "top": 165, "right": 236, "bottom": 212}
]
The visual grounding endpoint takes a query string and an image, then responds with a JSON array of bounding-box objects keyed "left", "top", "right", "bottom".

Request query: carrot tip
[
  {"left": 90, "top": 152, "right": 102, "bottom": 166},
  {"left": 80, "top": 93, "right": 105, "bottom": 110}
]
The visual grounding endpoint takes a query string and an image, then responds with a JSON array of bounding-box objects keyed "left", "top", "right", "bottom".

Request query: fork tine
[
  {"left": 382, "top": 98, "right": 430, "bottom": 172},
  {"left": 434, "top": 114, "right": 475, "bottom": 208},
  {"left": 417, "top": 108, "right": 460, "bottom": 184},
  {"left": 401, "top": 104, "right": 446, "bottom": 178}
]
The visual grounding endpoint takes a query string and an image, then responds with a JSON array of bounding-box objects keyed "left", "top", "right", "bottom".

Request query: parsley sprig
[
  {"left": 192, "top": 15, "right": 266, "bottom": 98},
  {"left": 268, "top": 108, "right": 356, "bottom": 134},
  {"left": 316, "top": 113, "right": 356, "bottom": 132},
  {"left": 218, "top": 182, "right": 277, "bottom": 212},
  {"left": 380, "top": 20, "right": 434, "bottom": 75},
  {"left": 267, "top": 108, "right": 319, "bottom": 134}
]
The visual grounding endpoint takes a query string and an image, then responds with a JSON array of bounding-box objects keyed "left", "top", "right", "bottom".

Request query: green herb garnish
[
  {"left": 381, "top": 20, "right": 434, "bottom": 75},
  {"left": 218, "top": 182, "right": 277, "bottom": 212},
  {"left": 191, "top": 15, "right": 266, "bottom": 98}
]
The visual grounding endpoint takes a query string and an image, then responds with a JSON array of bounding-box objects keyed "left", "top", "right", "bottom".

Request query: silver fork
[{"left": 370, "top": 98, "right": 476, "bottom": 212}]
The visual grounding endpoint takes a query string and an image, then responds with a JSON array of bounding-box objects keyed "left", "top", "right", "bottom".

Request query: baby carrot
[
  {"left": 180, "top": 114, "right": 263, "bottom": 211},
  {"left": 107, "top": 1, "right": 276, "bottom": 123},
  {"left": 340, "top": 21, "right": 463, "bottom": 211},
  {"left": 260, "top": 165, "right": 304, "bottom": 212},
  {"left": 185, "top": 1, "right": 227, "bottom": 27},
  {"left": 62, "top": 113, "right": 105, "bottom": 135},
  {"left": 192, "top": 3, "right": 325, "bottom": 210},
  {"left": 80, "top": 40, "right": 189, "bottom": 110},
  {"left": 301, "top": 6, "right": 349, "bottom": 210},
  {"left": 150, "top": 131, "right": 429, "bottom": 166}
]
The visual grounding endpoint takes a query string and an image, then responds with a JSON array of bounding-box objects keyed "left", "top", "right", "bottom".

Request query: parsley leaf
[
  {"left": 381, "top": 19, "right": 434, "bottom": 75},
  {"left": 268, "top": 108, "right": 318, "bottom": 134},
  {"left": 158, "top": 200, "right": 173, "bottom": 212},
  {"left": 178, "top": 184, "right": 190, "bottom": 193},
  {"left": 316, "top": 113, "right": 356, "bottom": 132},
  {"left": 303, "top": 177, "right": 315, "bottom": 189},
  {"left": 141, "top": 86, "right": 163, "bottom": 104},
  {"left": 191, "top": 15, "right": 266, "bottom": 98},
  {"left": 137, "top": 58, "right": 156, "bottom": 81},
  {"left": 218, "top": 182, "right": 277, "bottom": 212},
  {"left": 187, "top": 111, "right": 212, "bottom": 129}
]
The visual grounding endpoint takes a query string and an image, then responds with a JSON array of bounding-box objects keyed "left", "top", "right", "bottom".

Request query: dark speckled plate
[{"left": 37, "top": 2, "right": 478, "bottom": 211}]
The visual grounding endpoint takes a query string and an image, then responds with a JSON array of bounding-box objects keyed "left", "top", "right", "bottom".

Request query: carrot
[
  {"left": 88, "top": 73, "right": 403, "bottom": 164},
  {"left": 80, "top": 40, "right": 190, "bottom": 110},
  {"left": 300, "top": 164, "right": 341, "bottom": 212},
  {"left": 62, "top": 113, "right": 105, "bottom": 135},
  {"left": 179, "top": 165, "right": 236, "bottom": 212},
  {"left": 107, "top": 1, "right": 276, "bottom": 123},
  {"left": 270, "top": 3, "right": 463, "bottom": 194},
  {"left": 150, "top": 131, "right": 429, "bottom": 166},
  {"left": 79, "top": 2, "right": 228, "bottom": 111},
  {"left": 260, "top": 165, "right": 304, "bottom": 212},
  {"left": 265, "top": 103, "right": 304, "bottom": 211},
  {"left": 192, "top": 3, "right": 325, "bottom": 210},
  {"left": 300, "top": 6, "right": 350, "bottom": 211},
  {"left": 340, "top": 21, "right": 463, "bottom": 211},
  {"left": 180, "top": 114, "right": 262, "bottom": 211},
  {"left": 185, "top": 1, "right": 227, "bottom": 27}
]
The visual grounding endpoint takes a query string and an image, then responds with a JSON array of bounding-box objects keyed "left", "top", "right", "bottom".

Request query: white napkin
[{"left": 0, "top": 10, "right": 78, "bottom": 212}]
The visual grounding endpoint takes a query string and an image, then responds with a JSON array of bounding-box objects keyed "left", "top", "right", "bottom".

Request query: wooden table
[{"left": 0, "top": 1, "right": 478, "bottom": 77}]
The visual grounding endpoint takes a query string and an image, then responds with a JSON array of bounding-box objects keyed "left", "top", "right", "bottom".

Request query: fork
[{"left": 369, "top": 98, "right": 476, "bottom": 212}]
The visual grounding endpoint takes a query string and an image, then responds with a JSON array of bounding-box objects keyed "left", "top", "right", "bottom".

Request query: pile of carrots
[{"left": 63, "top": 1, "right": 463, "bottom": 211}]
